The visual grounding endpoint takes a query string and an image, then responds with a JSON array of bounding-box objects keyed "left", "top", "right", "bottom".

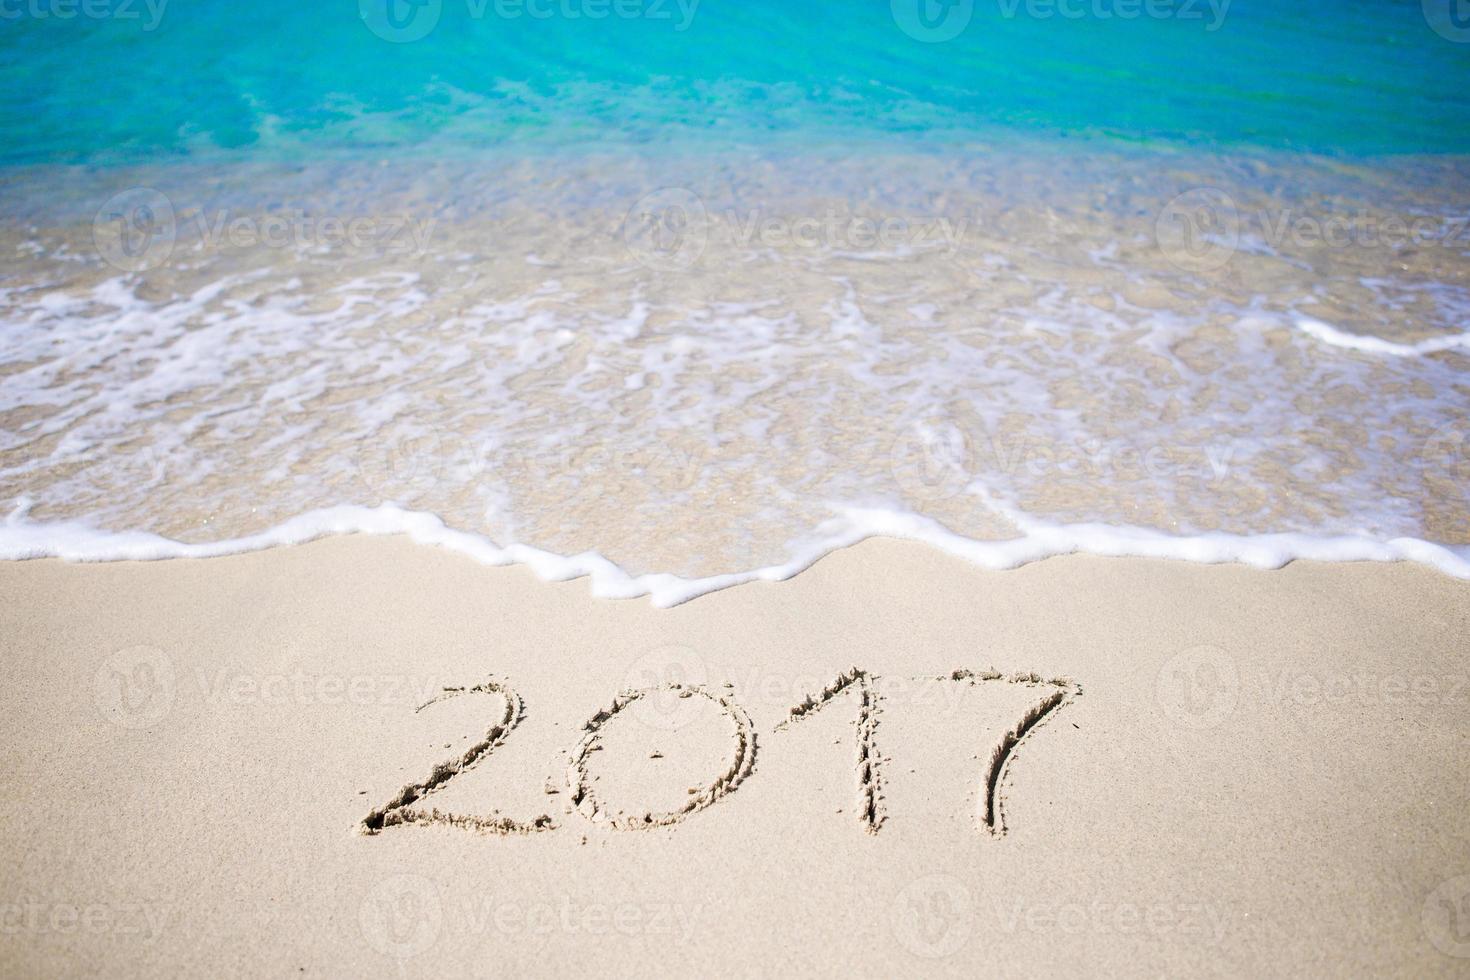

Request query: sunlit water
[{"left": 1, "top": 1, "right": 1468, "bottom": 601}]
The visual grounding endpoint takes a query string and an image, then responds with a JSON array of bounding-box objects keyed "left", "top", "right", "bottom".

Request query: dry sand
[{"left": 1, "top": 537, "right": 1468, "bottom": 977}]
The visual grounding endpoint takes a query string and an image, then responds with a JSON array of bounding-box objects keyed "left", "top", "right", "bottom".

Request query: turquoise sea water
[{"left": 3, "top": 0, "right": 1470, "bottom": 165}]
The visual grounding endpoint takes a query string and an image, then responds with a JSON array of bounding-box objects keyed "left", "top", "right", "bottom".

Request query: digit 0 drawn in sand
[
  {"left": 567, "top": 684, "right": 756, "bottom": 830},
  {"left": 360, "top": 679, "right": 555, "bottom": 836},
  {"left": 776, "top": 667, "right": 885, "bottom": 833},
  {"left": 939, "top": 670, "right": 1076, "bottom": 837}
]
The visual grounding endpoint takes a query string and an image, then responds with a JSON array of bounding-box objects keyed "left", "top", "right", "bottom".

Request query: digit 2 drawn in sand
[
  {"left": 361, "top": 678, "right": 555, "bottom": 836},
  {"left": 567, "top": 684, "right": 757, "bottom": 830},
  {"left": 776, "top": 668, "right": 885, "bottom": 833}
]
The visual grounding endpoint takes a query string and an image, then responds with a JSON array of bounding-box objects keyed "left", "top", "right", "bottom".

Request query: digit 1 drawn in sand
[
  {"left": 776, "top": 667, "right": 885, "bottom": 833},
  {"left": 939, "top": 670, "right": 1076, "bottom": 837},
  {"left": 567, "top": 684, "right": 756, "bottom": 830},
  {"left": 360, "top": 679, "right": 555, "bottom": 836}
]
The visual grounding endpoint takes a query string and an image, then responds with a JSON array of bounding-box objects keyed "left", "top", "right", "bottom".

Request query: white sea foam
[
  {"left": 1295, "top": 317, "right": 1470, "bottom": 357},
  {"left": 3, "top": 499, "right": 1466, "bottom": 607}
]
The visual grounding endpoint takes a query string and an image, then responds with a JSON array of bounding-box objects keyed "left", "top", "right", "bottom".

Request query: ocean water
[{"left": 1, "top": 0, "right": 1469, "bottom": 602}]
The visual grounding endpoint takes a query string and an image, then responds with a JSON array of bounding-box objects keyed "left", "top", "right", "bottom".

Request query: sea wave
[{"left": 1, "top": 149, "right": 1467, "bottom": 598}]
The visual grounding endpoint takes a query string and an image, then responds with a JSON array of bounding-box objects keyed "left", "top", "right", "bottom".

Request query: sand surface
[{"left": 1, "top": 538, "right": 1468, "bottom": 977}]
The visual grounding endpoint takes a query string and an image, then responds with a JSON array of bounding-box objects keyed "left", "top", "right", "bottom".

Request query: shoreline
[{"left": 3, "top": 509, "right": 1470, "bottom": 607}]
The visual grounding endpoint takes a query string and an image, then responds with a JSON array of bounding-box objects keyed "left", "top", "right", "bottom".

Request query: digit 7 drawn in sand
[{"left": 944, "top": 669, "right": 1074, "bottom": 836}]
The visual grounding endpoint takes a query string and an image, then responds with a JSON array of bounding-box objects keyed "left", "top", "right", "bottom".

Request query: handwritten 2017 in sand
[{"left": 361, "top": 668, "right": 1077, "bottom": 839}]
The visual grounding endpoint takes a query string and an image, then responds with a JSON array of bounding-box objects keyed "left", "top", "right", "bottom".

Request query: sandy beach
[
  {"left": 6, "top": 2, "right": 1470, "bottom": 977},
  {"left": 2, "top": 538, "right": 1466, "bottom": 976}
]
